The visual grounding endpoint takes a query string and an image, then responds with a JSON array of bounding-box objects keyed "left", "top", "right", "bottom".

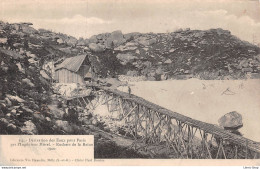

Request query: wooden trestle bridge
[{"left": 68, "top": 85, "right": 260, "bottom": 159}]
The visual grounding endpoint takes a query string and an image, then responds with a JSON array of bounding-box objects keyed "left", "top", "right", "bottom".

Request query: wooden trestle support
[{"left": 73, "top": 86, "right": 260, "bottom": 159}]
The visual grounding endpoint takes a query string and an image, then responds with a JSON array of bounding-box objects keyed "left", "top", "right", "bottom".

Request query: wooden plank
[
  {"left": 81, "top": 97, "right": 87, "bottom": 107},
  {"left": 123, "top": 105, "right": 138, "bottom": 121},
  {"left": 118, "top": 97, "right": 125, "bottom": 115},
  {"left": 204, "top": 134, "right": 212, "bottom": 159},
  {"left": 216, "top": 140, "right": 222, "bottom": 159}
]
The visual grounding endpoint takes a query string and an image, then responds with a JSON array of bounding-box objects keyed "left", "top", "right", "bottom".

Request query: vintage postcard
[{"left": 0, "top": 0, "right": 260, "bottom": 167}]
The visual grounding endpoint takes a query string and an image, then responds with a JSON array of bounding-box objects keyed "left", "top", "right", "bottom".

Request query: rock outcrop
[
  {"left": 88, "top": 43, "right": 105, "bottom": 52},
  {"left": 116, "top": 53, "right": 138, "bottom": 65},
  {"left": 218, "top": 111, "right": 243, "bottom": 130},
  {"left": 106, "top": 30, "right": 126, "bottom": 48},
  {"left": 2, "top": 20, "right": 260, "bottom": 80},
  {"left": 84, "top": 28, "right": 260, "bottom": 80}
]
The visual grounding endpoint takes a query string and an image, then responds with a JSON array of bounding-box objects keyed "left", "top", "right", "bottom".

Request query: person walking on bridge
[{"left": 128, "top": 86, "right": 132, "bottom": 97}]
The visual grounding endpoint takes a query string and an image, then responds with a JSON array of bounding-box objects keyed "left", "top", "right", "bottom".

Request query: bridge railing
[{"left": 77, "top": 85, "right": 260, "bottom": 159}]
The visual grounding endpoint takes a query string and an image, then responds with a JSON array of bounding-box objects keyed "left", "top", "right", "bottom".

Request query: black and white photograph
[{"left": 0, "top": 0, "right": 260, "bottom": 164}]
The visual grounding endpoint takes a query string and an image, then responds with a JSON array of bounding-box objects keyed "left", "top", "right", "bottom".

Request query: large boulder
[
  {"left": 124, "top": 32, "right": 141, "bottom": 41},
  {"left": 155, "top": 67, "right": 163, "bottom": 74},
  {"left": 33, "top": 113, "right": 46, "bottom": 121},
  {"left": 6, "top": 94, "right": 25, "bottom": 103},
  {"left": 4, "top": 98, "right": 12, "bottom": 107},
  {"left": 242, "top": 67, "right": 253, "bottom": 73},
  {"left": 0, "top": 38, "right": 7, "bottom": 44},
  {"left": 124, "top": 33, "right": 134, "bottom": 41},
  {"left": 116, "top": 53, "right": 137, "bottom": 65},
  {"left": 66, "top": 37, "right": 78, "bottom": 46},
  {"left": 106, "top": 30, "right": 126, "bottom": 48},
  {"left": 60, "top": 48, "right": 72, "bottom": 54},
  {"left": 21, "top": 120, "right": 38, "bottom": 134},
  {"left": 114, "top": 42, "right": 138, "bottom": 51},
  {"left": 55, "top": 120, "right": 74, "bottom": 133},
  {"left": 88, "top": 43, "right": 105, "bottom": 52},
  {"left": 164, "top": 59, "right": 172, "bottom": 64},
  {"left": 77, "top": 38, "right": 88, "bottom": 46},
  {"left": 136, "top": 37, "right": 157, "bottom": 46},
  {"left": 22, "top": 78, "right": 35, "bottom": 87},
  {"left": 126, "top": 70, "right": 139, "bottom": 76},
  {"left": 89, "top": 35, "right": 98, "bottom": 43},
  {"left": 57, "top": 38, "right": 64, "bottom": 44},
  {"left": 0, "top": 118, "right": 18, "bottom": 133},
  {"left": 254, "top": 54, "right": 260, "bottom": 62},
  {"left": 21, "top": 24, "right": 37, "bottom": 34},
  {"left": 48, "top": 105, "right": 65, "bottom": 119},
  {"left": 239, "top": 60, "right": 249, "bottom": 68},
  {"left": 218, "top": 111, "right": 243, "bottom": 130}
]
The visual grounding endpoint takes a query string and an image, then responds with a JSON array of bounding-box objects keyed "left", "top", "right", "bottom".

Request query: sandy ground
[{"left": 118, "top": 79, "right": 260, "bottom": 142}]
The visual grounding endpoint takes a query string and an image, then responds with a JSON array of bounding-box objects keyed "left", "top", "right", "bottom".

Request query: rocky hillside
[
  {"left": 1, "top": 21, "right": 260, "bottom": 80},
  {"left": 86, "top": 29, "right": 260, "bottom": 80},
  {"left": 0, "top": 45, "right": 92, "bottom": 135},
  {"left": 0, "top": 21, "right": 88, "bottom": 135},
  {"left": 1, "top": 20, "right": 260, "bottom": 158},
  {"left": 0, "top": 21, "right": 84, "bottom": 65}
]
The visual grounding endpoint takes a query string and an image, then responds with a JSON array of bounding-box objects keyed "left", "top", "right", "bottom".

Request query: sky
[{"left": 0, "top": 0, "right": 260, "bottom": 44}]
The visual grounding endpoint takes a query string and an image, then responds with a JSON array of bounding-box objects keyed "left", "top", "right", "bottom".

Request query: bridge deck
[{"left": 90, "top": 85, "right": 260, "bottom": 153}]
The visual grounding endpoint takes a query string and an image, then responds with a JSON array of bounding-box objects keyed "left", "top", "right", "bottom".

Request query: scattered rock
[
  {"left": 135, "top": 49, "right": 140, "bottom": 54},
  {"left": 169, "top": 49, "right": 175, "bottom": 53},
  {"left": 0, "top": 110, "right": 4, "bottom": 117},
  {"left": 84, "top": 46, "right": 90, "bottom": 51},
  {"left": 4, "top": 98, "right": 12, "bottom": 107},
  {"left": 6, "top": 94, "right": 25, "bottom": 103},
  {"left": 40, "top": 70, "right": 51, "bottom": 80},
  {"left": 57, "top": 38, "right": 64, "bottom": 44},
  {"left": 46, "top": 117, "right": 51, "bottom": 122},
  {"left": 116, "top": 53, "right": 137, "bottom": 65},
  {"left": 16, "top": 63, "right": 25, "bottom": 73},
  {"left": 184, "top": 70, "right": 190, "bottom": 74},
  {"left": 89, "top": 35, "right": 98, "bottom": 43},
  {"left": 164, "top": 59, "right": 172, "bottom": 64},
  {"left": 33, "top": 113, "right": 45, "bottom": 121},
  {"left": 7, "top": 123, "right": 18, "bottom": 133},
  {"left": 155, "top": 67, "right": 163, "bottom": 74},
  {"left": 66, "top": 37, "right": 78, "bottom": 46},
  {"left": 136, "top": 37, "right": 157, "bottom": 46},
  {"left": 239, "top": 60, "right": 249, "bottom": 68},
  {"left": 21, "top": 120, "right": 38, "bottom": 134},
  {"left": 0, "top": 118, "right": 9, "bottom": 126},
  {"left": 114, "top": 42, "right": 138, "bottom": 51},
  {"left": 242, "top": 67, "right": 253, "bottom": 73},
  {"left": 11, "top": 109, "right": 17, "bottom": 115},
  {"left": 254, "top": 54, "right": 260, "bottom": 62},
  {"left": 92, "top": 119, "right": 98, "bottom": 126},
  {"left": 55, "top": 120, "right": 74, "bottom": 133},
  {"left": 22, "top": 78, "right": 35, "bottom": 87},
  {"left": 88, "top": 43, "right": 105, "bottom": 52},
  {"left": 126, "top": 70, "right": 139, "bottom": 76},
  {"left": 59, "top": 47, "right": 72, "bottom": 54},
  {"left": 106, "top": 30, "right": 126, "bottom": 48},
  {"left": 0, "top": 38, "right": 7, "bottom": 44},
  {"left": 81, "top": 119, "right": 92, "bottom": 125},
  {"left": 161, "top": 73, "right": 168, "bottom": 80},
  {"left": 48, "top": 105, "right": 65, "bottom": 119}
]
